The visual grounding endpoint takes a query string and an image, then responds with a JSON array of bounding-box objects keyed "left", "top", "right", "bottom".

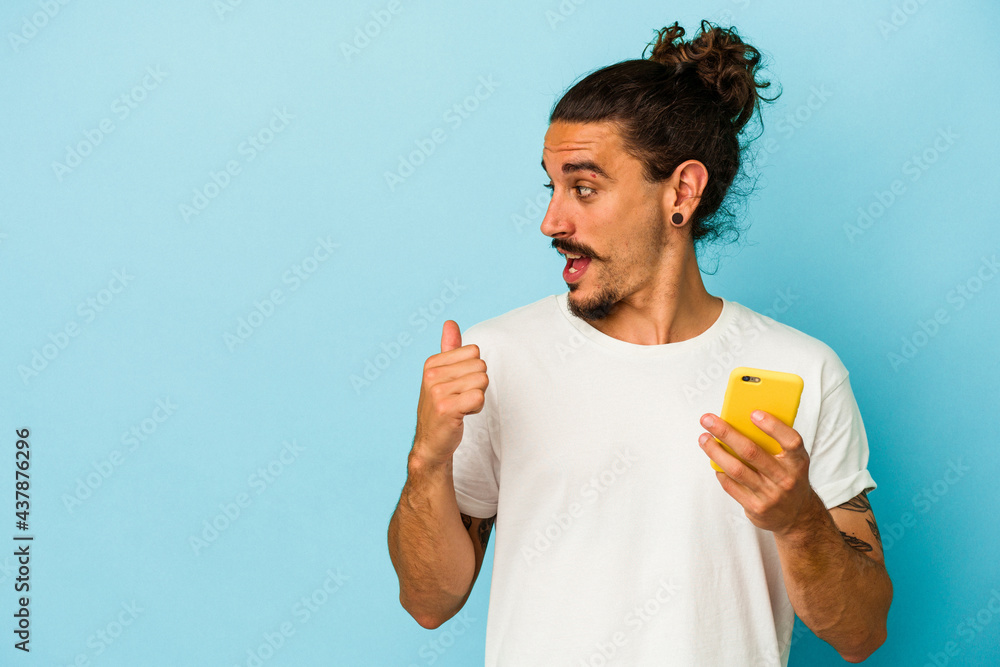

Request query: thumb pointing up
[{"left": 441, "top": 319, "right": 462, "bottom": 353}]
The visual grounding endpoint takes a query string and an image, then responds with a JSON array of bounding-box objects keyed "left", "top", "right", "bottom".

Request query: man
[{"left": 388, "top": 21, "right": 891, "bottom": 665}]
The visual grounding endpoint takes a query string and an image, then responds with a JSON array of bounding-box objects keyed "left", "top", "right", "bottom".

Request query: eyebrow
[{"left": 540, "top": 158, "right": 615, "bottom": 182}]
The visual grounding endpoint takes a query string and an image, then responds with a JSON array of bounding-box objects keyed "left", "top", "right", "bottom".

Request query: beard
[
  {"left": 566, "top": 209, "right": 668, "bottom": 322},
  {"left": 567, "top": 274, "right": 622, "bottom": 321}
]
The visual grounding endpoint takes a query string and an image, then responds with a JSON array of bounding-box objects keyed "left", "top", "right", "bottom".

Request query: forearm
[
  {"left": 388, "top": 449, "right": 475, "bottom": 628},
  {"left": 773, "top": 493, "right": 892, "bottom": 662}
]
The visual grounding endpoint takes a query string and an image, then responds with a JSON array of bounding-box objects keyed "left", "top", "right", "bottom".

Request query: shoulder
[
  {"left": 461, "top": 293, "right": 561, "bottom": 346},
  {"left": 723, "top": 299, "right": 850, "bottom": 394}
]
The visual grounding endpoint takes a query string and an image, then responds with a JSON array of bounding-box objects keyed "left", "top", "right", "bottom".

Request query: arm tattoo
[
  {"left": 478, "top": 516, "right": 496, "bottom": 551},
  {"left": 840, "top": 531, "right": 874, "bottom": 552},
  {"left": 866, "top": 517, "right": 882, "bottom": 545},
  {"left": 460, "top": 513, "right": 496, "bottom": 551},
  {"left": 836, "top": 491, "right": 884, "bottom": 549},
  {"left": 838, "top": 490, "right": 872, "bottom": 513}
]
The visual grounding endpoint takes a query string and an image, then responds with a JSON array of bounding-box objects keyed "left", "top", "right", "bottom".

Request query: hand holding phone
[{"left": 710, "top": 367, "right": 804, "bottom": 473}]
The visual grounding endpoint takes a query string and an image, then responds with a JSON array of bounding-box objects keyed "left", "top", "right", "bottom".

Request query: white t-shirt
[{"left": 451, "top": 292, "right": 877, "bottom": 667}]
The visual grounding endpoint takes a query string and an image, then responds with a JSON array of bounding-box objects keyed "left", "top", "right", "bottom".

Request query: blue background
[{"left": 1, "top": 1, "right": 998, "bottom": 665}]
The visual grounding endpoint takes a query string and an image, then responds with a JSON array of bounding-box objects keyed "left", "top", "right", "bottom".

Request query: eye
[{"left": 542, "top": 182, "right": 596, "bottom": 199}]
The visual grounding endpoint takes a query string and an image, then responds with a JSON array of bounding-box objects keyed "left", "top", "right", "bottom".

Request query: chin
[{"left": 567, "top": 288, "right": 618, "bottom": 321}]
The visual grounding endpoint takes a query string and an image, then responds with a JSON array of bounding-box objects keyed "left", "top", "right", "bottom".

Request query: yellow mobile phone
[{"left": 710, "top": 367, "right": 804, "bottom": 473}]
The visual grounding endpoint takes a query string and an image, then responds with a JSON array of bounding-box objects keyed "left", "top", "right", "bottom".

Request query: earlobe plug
[{"left": 671, "top": 212, "right": 684, "bottom": 226}]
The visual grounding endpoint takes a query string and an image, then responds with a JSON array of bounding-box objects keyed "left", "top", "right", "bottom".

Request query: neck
[{"left": 585, "top": 241, "right": 722, "bottom": 346}]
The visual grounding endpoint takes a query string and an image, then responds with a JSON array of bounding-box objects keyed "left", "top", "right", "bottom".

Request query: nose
[{"left": 540, "top": 192, "right": 573, "bottom": 239}]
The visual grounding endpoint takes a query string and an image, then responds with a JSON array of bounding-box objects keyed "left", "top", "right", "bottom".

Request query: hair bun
[
  {"left": 669, "top": 59, "right": 696, "bottom": 78},
  {"left": 645, "top": 20, "right": 777, "bottom": 133}
]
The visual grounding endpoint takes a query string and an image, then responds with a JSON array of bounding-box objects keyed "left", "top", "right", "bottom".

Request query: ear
[{"left": 660, "top": 159, "right": 709, "bottom": 224}]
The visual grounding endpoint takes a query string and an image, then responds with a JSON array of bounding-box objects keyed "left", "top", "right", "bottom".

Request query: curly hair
[{"left": 549, "top": 20, "right": 780, "bottom": 257}]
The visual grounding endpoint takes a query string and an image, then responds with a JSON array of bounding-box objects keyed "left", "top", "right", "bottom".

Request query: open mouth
[{"left": 561, "top": 252, "right": 592, "bottom": 283}]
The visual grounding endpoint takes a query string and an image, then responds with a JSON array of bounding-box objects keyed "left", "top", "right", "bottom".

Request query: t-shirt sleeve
[
  {"left": 808, "top": 370, "right": 878, "bottom": 510},
  {"left": 450, "top": 326, "right": 500, "bottom": 519}
]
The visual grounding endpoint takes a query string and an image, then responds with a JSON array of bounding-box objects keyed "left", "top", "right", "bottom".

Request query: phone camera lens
[{"left": 742, "top": 376, "right": 750, "bottom": 381}]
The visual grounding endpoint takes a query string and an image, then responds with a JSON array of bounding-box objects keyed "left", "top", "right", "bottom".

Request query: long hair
[{"left": 550, "top": 20, "right": 780, "bottom": 251}]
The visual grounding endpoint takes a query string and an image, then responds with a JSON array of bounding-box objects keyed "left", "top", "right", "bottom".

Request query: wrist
[
  {"left": 776, "top": 489, "right": 830, "bottom": 542},
  {"left": 408, "top": 442, "right": 453, "bottom": 473}
]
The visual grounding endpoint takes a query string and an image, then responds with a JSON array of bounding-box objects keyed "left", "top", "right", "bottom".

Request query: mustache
[{"left": 551, "top": 239, "right": 600, "bottom": 261}]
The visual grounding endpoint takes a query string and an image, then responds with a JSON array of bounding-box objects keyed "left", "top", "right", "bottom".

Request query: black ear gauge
[{"left": 671, "top": 212, "right": 684, "bottom": 225}]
